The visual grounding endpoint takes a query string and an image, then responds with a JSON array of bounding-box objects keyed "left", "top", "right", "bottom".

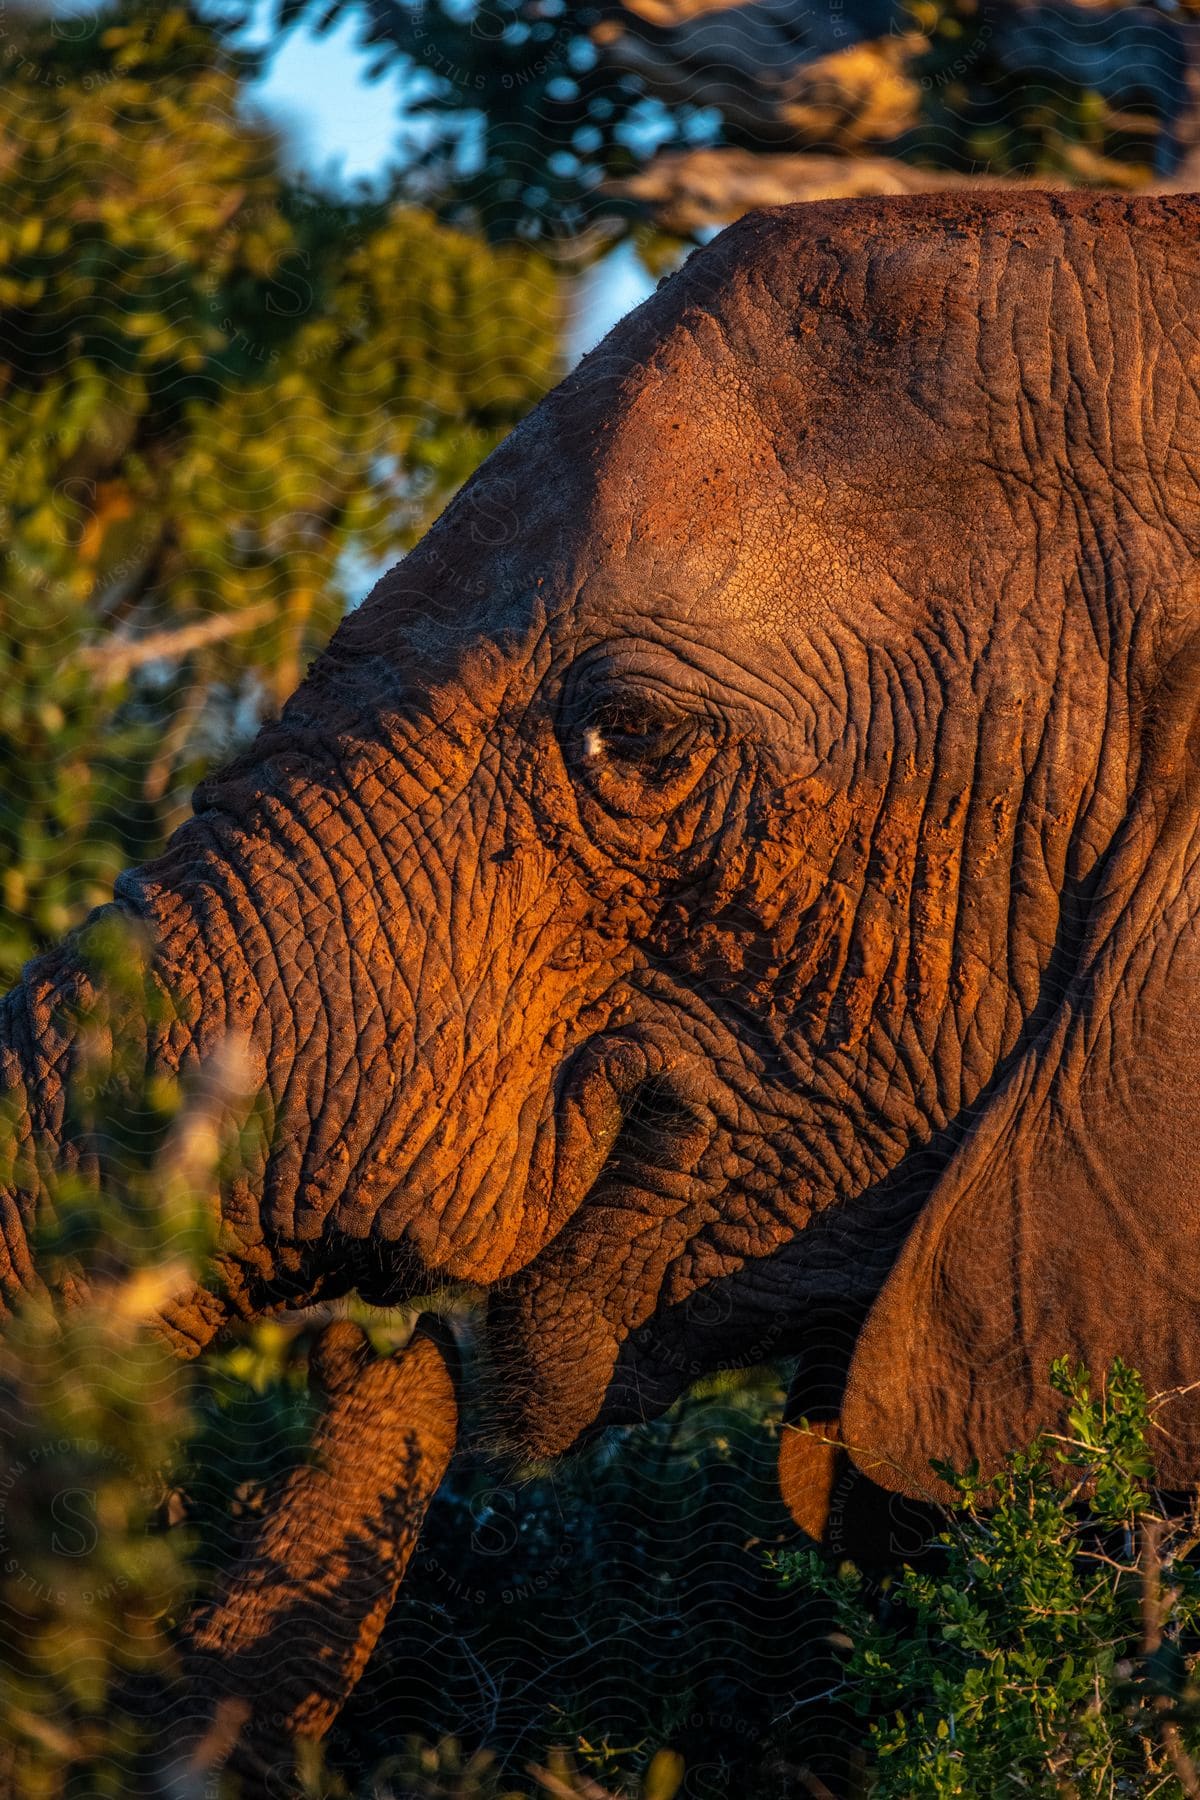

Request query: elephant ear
[{"left": 841, "top": 638, "right": 1200, "bottom": 1500}]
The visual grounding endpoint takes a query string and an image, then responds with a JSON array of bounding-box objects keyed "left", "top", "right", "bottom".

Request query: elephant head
[{"left": 6, "top": 190, "right": 1200, "bottom": 1542}]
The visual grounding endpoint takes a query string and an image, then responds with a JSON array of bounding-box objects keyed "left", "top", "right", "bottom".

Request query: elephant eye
[{"left": 582, "top": 698, "right": 695, "bottom": 771}]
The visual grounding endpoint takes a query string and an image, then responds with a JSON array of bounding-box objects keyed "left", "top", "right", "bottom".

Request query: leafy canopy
[{"left": 0, "top": 0, "right": 559, "bottom": 983}]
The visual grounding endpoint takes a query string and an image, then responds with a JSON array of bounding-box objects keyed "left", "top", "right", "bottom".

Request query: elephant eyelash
[{"left": 581, "top": 706, "right": 697, "bottom": 769}]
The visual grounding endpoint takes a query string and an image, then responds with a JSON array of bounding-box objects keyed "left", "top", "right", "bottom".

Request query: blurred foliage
[
  {"left": 280, "top": 0, "right": 654, "bottom": 246},
  {"left": 777, "top": 1360, "right": 1200, "bottom": 1797},
  {"left": 0, "top": 1298, "right": 192, "bottom": 1797},
  {"left": 898, "top": 0, "right": 1171, "bottom": 184},
  {"left": 0, "top": 0, "right": 559, "bottom": 984},
  {"left": 0, "top": 913, "right": 216, "bottom": 1795}
]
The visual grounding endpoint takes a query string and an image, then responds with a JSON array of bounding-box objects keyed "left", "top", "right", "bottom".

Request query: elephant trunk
[
  {"left": 0, "top": 801, "right": 461, "bottom": 1766},
  {"left": 176, "top": 1319, "right": 459, "bottom": 1783},
  {"left": 0, "top": 791, "right": 379, "bottom": 1346}
]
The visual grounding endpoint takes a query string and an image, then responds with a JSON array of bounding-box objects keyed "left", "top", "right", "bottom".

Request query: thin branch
[
  {"left": 75, "top": 603, "right": 276, "bottom": 683},
  {"left": 797, "top": 1771, "right": 839, "bottom": 1800}
]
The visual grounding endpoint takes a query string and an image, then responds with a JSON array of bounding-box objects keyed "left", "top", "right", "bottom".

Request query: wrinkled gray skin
[{"left": 4, "top": 191, "right": 1200, "bottom": 1511}]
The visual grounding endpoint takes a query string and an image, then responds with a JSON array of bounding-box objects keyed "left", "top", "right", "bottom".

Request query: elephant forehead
[
  {"left": 560, "top": 192, "right": 1200, "bottom": 640},
  {"left": 557, "top": 226, "right": 999, "bottom": 644},
  {"left": 578, "top": 348, "right": 850, "bottom": 636},
  {"left": 349, "top": 193, "right": 1200, "bottom": 672}
]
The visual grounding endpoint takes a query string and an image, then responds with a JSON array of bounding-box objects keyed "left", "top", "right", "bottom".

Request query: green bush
[
  {"left": 0, "top": 914, "right": 217, "bottom": 1795},
  {"left": 776, "top": 1359, "right": 1200, "bottom": 1798}
]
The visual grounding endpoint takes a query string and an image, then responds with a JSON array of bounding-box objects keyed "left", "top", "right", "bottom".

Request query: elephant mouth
[
  {"left": 546, "top": 1030, "right": 716, "bottom": 1236},
  {"left": 484, "top": 1029, "right": 726, "bottom": 1455},
  {"left": 589, "top": 1066, "right": 715, "bottom": 1183}
]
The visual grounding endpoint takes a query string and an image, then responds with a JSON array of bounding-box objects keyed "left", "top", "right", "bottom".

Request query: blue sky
[{"left": 236, "top": 2, "right": 410, "bottom": 185}]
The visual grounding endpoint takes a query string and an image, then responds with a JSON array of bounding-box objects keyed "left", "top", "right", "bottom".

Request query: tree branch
[{"left": 76, "top": 604, "right": 277, "bottom": 684}]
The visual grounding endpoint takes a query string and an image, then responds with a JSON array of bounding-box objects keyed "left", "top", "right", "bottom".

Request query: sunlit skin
[{"left": 4, "top": 192, "right": 1200, "bottom": 1742}]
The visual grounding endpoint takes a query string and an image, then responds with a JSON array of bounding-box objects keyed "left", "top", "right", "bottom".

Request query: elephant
[{"left": 5, "top": 187, "right": 1200, "bottom": 1762}]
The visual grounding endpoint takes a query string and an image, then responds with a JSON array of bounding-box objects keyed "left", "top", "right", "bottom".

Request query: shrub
[{"left": 776, "top": 1359, "right": 1200, "bottom": 1798}]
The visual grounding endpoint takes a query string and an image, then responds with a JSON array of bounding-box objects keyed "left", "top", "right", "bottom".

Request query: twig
[
  {"left": 75, "top": 603, "right": 276, "bottom": 683},
  {"left": 528, "top": 1761, "right": 613, "bottom": 1799},
  {"left": 797, "top": 1770, "right": 839, "bottom": 1800}
]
